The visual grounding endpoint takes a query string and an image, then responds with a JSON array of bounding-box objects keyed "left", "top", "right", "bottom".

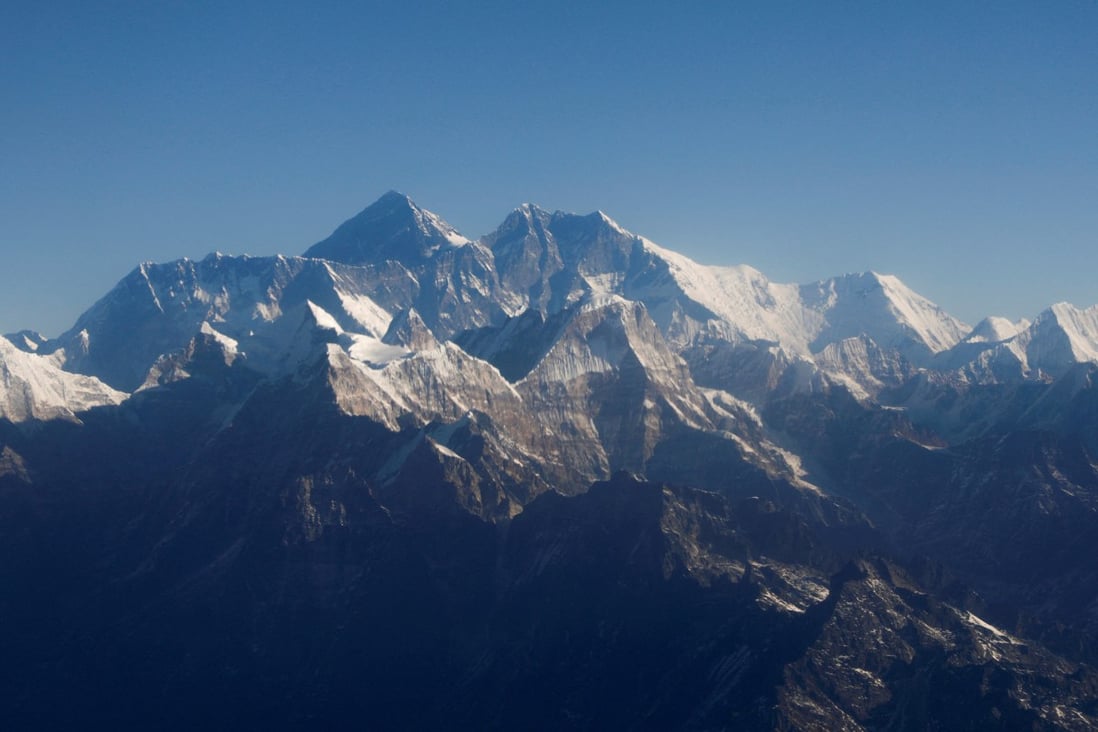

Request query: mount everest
[
  {"left": 3, "top": 191, "right": 1098, "bottom": 729},
  {"left": 6, "top": 190, "right": 1093, "bottom": 422}
]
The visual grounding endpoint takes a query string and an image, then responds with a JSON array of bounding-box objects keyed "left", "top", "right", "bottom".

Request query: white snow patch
[
  {"left": 417, "top": 206, "right": 471, "bottom": 249},
  {"left": 639, "top": 237, "right": 820, "bottom": 353},
  {"left": 345, "top": 334, "right": 408, "bottom": 366},
  {"left": 964, "top": 611, "right": 1016, "bottom": 641},
  {"left": 757, "top": 588, "right": 807, "bottom": 614},
  {"left": 427, "top": 437, "right": 464, "bottom": 461},
  {"left": 0, "top": 337, "right": 128, "bottom": 422},
  {"left": 199, "top": 321, "right": 239, "bottom": 356},
  {"left": 306, "top": 300, "right": 343, "bottom": 333}
]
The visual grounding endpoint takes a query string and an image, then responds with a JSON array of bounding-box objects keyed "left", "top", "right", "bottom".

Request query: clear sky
[{"left": 2, "top": 1, "right": 1096, "bottom": 336}]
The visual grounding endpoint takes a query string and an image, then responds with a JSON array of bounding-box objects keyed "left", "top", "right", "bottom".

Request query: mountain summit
[{"left": 304, "top": 190, "right": 471, "bottom": 266}]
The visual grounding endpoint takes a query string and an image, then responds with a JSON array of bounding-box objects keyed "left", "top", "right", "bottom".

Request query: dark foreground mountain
[{"left": 3, "top": 192, "right": 1098, "bottom": 729}]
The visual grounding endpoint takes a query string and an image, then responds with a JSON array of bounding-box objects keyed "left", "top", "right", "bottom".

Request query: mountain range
[{"left": 3, "top": 191, "right": 1098, "bottom": 729}]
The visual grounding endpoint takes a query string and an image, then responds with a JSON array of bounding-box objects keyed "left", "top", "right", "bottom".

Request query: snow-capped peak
[
  {"left": 963, "top": 316, "right": 1030, "bottom": 344},
  {"left": 1034, "top": 303, "right": 1098, "bottom": 364},
  {"left": 514, "top": 202, "right": 551, "bottom": 219},
  {"left": 800, "top": 271, "right": 969, "bottom": 361},
  {"left": 485, "top": 202, "right": 553, "bottom": 243}
]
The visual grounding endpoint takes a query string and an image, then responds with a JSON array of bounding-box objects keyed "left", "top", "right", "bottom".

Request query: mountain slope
[
  {"left": 934, "top": 302, "right": 1098, "bottom": 382},
  {"left": 800, "top": 271, "right": 970, "bottom": 362},
  {"left": 0, "top": 335, "right": 125, "bottom": 421},
  {"left": 47, "top": 254, "right": 401, "bottom": 391}
]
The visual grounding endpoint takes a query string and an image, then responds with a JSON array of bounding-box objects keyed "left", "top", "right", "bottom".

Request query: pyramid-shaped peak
[
  {"left": 382, "top": 307, "right": 439, "bottom": 350},
  {"left": 303, "top": 192, "right": 469, "bottom": 266},
  {"left": 368, "top": 190, "right": 440, "bottom": 217},
  {"left": 378, "top": 189, "right": 413, "bottom": 204},
  {"left": 485, "top": 203, "right": 631, "bottom": 241}
]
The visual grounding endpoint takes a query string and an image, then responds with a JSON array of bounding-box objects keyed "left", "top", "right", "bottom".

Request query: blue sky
[{"left": 2, "top": 1, "right": 1096, "bottom": 336}]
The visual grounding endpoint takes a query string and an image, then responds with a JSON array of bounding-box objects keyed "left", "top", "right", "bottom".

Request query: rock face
[{"left": 5, "top": 192, "right": 1098, "bottom": 729}]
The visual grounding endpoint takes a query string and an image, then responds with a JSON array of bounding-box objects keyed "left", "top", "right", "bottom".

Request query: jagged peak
[
  {"left": 495, "top": 203, "right": 630, "bottom": 236},
  {"left": 490, "top": 202, "right": 553, "bottom": 239},
  {"left": 548, "top": 207, "right": 625, "bottom": 228},
  {"left": 3, "top": 329, "right": 47, "bottom": 353},
  {"left": 515, "top": 201, "right": 552, "bottom": 217}
]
